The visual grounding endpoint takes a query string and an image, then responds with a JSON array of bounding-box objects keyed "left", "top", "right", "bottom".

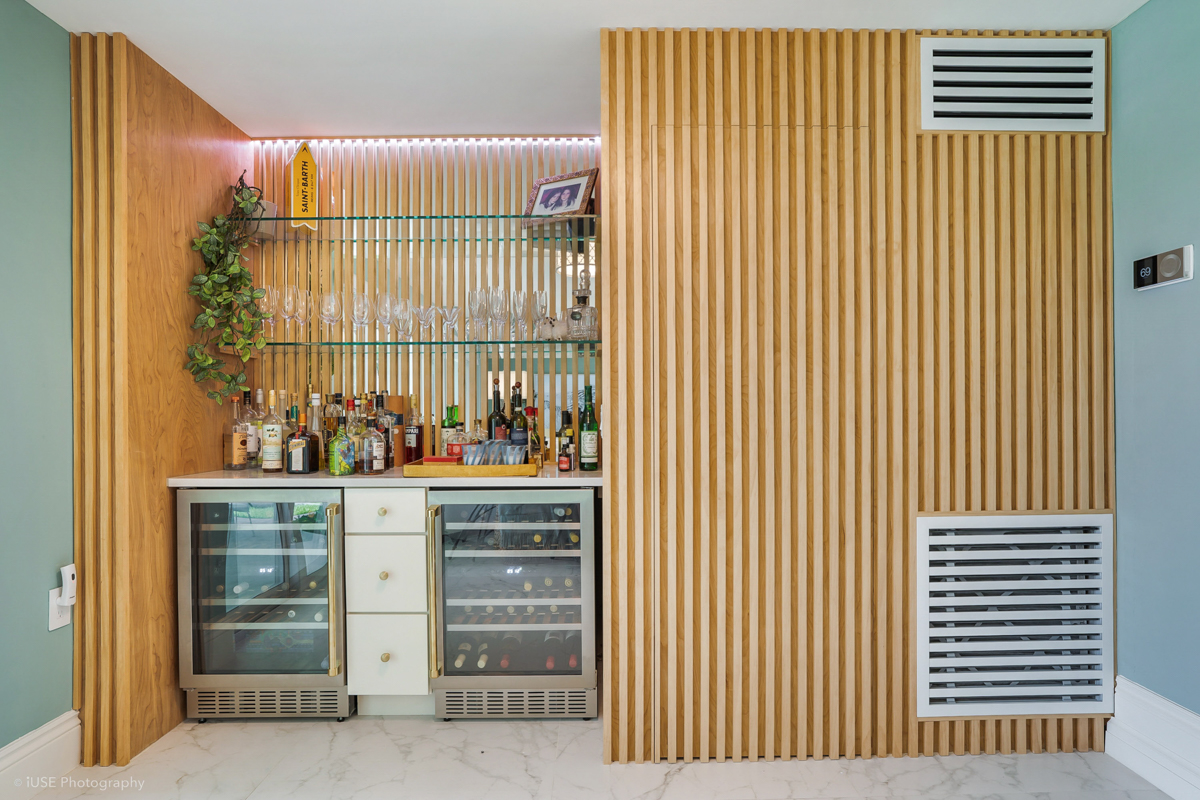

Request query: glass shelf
[
  {"left": 254, "top": 214, "right": 598, "bottom": 244},
  {"left": 262, "top": 340, "right": 600, "bottom": 353}
]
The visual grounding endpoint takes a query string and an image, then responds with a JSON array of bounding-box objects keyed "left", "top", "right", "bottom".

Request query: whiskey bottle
[
  {"left": 487, "top": 378, "right": 509, "bottom": 440},
  {"left": 579, "top": 386, "right": 599, "bottom": 471},
  {"left": 403, "top": 394, "right": 424, "bottom": 464},
  {"left": 261, "top": 390, "right": 285, "bottom": 473},
  {"left": 223, "top": 395, "right": 248, "bottom": 470},
  {"left": 286, "top": 414, "right": 318, "bottom": 474}
]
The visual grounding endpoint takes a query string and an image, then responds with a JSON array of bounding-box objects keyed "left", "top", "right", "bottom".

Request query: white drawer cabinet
[
  {"left": 344, "top": 488, "right": 426, "bottom": 534},
  {"left": 346, "top": 614, "right": 429, "bottom": 696},
  {"left": 346, "top": 535, "right": 427, "bottom": 613}
]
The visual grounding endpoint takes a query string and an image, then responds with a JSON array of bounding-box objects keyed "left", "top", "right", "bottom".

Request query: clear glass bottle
[
  {"left": 241, "top": 390, "right": 261, "bottom": 464},
  {"left": 346, "top": 396, "right": 366, "bottom": 462},
  {"left": 252, "top": 388, "right": 267, "bottom": 466},
  {"left": 359, "top": 418, "right": 387, "bottom": 475},
  {"left": 566, "top": 268, "right": 599, "bottom": 340},
  {"left": 261, "top": 390, "right": 285, "bottom": 473},
  {"left": 223, "top": 394, "right": 248, "bottom": 470},
  {"left": 445, "top": 422, "right": 469, "bottom": 459},
  {"left": 469, "top": 418, "right": 488, "bottom": 445}
]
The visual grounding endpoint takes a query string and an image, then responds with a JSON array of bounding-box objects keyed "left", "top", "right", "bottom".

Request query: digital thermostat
[{"left": 1135, "top": 244, "right": 1193, "bottom": 291}]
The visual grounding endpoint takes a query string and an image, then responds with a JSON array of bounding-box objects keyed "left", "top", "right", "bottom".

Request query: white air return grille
[
  {"left": 920, "top": 37, "right": 1106, "bottom": 132},
  {"left": 916, "top": 514, "right": 1113, "bottom": 718}
]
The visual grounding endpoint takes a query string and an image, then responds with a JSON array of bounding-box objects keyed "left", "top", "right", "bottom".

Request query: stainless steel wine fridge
[
  {"left": 176, "top": 489, "right": 352, "bottom": 719},
  {"left": 429, "top": 488, "right": 597, "bottom": 718}
]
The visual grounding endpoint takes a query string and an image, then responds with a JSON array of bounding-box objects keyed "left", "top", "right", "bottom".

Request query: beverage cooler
[
  {"left": 176, "top": 489, "right": 351, "bottom": 719},
  {"left": 429, "top": 489, "right": 597, "bottom": 718}
]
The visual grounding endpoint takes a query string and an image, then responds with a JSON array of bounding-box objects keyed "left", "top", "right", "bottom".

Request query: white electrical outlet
[{"left": 49, "top": 588, "right": 71, "bottom": 631}]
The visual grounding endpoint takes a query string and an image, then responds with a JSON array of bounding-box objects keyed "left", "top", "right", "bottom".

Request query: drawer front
[
  {"left": 345, "top": 488, "right": 426, "bottom": 533},
  {"left": 346, "top": 535, "right": 427, "bottom": 613},
  {"left": 347, "top": 613, "right": 429, "bottom": 696}
]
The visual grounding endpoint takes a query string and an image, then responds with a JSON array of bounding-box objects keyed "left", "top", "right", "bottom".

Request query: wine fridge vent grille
[
  {"left": 916, "top": 514, "right": 1114, "bottom": 718},
  {"left": 439, "top": 689, "right": 595, "bottom": 718},
  {"left": 189, "top": 688, "right": 348, "bottom": 718}
]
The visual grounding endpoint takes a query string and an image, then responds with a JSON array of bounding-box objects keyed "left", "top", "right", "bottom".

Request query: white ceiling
[{"left": 30, "top": 0, "right": 1149, "bottom": 138}]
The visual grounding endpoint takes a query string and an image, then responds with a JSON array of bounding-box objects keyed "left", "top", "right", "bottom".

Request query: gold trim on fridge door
[
  {"left": 427, "top": 504, "right": 443, "bottom": 678},
  {"left": 326, "top": 502, "right": 341, "bottom": 677}
]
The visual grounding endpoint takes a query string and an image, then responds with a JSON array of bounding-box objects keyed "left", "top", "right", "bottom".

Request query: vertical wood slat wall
[
  {"left": 72, "top": 31, "right": 129, "bottom": 769},
  {"left": 251, "top": 139, "right": 601, "bottom": 447},
  {"left": 72, "top": 32, "right": 253, "bottom": 766},
  {"left": 600, "top": 28, "right": 1114, "bottom": 764}
]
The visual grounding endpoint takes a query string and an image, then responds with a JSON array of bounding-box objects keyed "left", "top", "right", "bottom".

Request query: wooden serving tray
[{"left": 402, "top": 458, "right": 538, "bottom": 478}]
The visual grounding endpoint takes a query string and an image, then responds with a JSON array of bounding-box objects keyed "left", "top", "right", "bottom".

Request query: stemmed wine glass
[
  {"left": 393, "top": 297, "right": 413, "bottom": 341},
  {"left": 282, "top": 286, "right": 304, "bottom": 336},
  {"left": 259, "top": 286, "right": 278, "bottom": 337},
  {"left": 415, "top": 305, "right": 438, "bottom": 340},
  {"left": 532, "top": 289, "right": 550, "bottom": 341},
  {"left": 350, "top": 292, "right": 374, "bottom": 338},
  {"left": 375, "top": 292, "right": 395, "bottom": 333},
  {"left": 467, "top": 289, "right": 489, "bottom": 341},
  {"left": 292, "top": 289, "right": 312, "bottom": 332},
  {"left": 511, "top": 289, "right": 529, "bottom": 339},
  {"left": 488, "top": 287, "right": 509, "bottom": 341},
  {"left": 318, "top": 290, "right": 343, "bottom": 337},
  {"left": 438, "top": 305, "right": 461, "bottom": 341}
]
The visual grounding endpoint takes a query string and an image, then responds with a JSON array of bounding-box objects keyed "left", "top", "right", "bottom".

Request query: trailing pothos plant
[{"left": 185, "top": 171, "right": 269, "bottom": 404}]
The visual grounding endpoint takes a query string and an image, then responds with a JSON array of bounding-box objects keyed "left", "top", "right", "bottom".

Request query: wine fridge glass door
[
  {"left": 189, "top": 498, "right": 335, "bottom": 675},
  {"left": 438, "top": 497, "right": 587, "bottom": 677}
]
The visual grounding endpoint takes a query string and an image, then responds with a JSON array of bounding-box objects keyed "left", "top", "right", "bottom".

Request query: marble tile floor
[{"left": 30, "top": 715, "right": 1167, "bottom": 800}]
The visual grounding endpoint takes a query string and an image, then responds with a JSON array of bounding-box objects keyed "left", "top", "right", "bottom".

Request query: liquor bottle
[
  {"left": 241, "top": 390, "right": 261, "bottom": 464},
  {"left": 323, "top": 393, "right": 341, "bottom": 463},
  {"left": 579, "top": 386, "right": 600, "bottom": 471},
  {"left": 557, "top": 437, "right": 573, "bottom": 472},
  {"left": 499, "top": 631, "right": 523, "bottom": 670},
  {"left": 469, "top": 418, "right": 487, "bottom": 445},
  {"left": 404, "top": 395, "right": 424, "bottom": 464},
  {"left": 347, "top": 397, "right": 366, "bottom": 462},
  {"left": 286, "top": 413, "right": 318, "bottom": 474},
  {"left": 445, "top": 422, "right": 468, "bottom": 459},
  {"left": 309, "top": 392, "right": 325, "bottom": 469},
  {"left": 440, "top": 405, "right": 456, "bottom": 456},
  {"left": 365, "top": 393, "right": 378, "bottom": 429},
  {"left": 327, "top": 407, "right": 355, "bottom": 476},
  {"left": 526, "top": 406, "right": 543, "bottom": 470},
  {"left": 509, "top": 383, "right": 529, "bottom": 459},
  {"left": 487, "top": 378, "right": 509, "bottom": 440},
  {"left": 261, "top": 390, "right": 285, "bottom": 473},
  {"left": 375, "top": 394, "right": 395, "bottom": 470},
  {"left": 564, "top": 630, "right": 581, "bottom": 670},
  {"left": 253, "top": 388, "right": 268, "bottom": 466},
  {"left": 223, "top": 395, "right": 248, "bottom": 470},
  {"left": 359, "top": 418, "right": 386, "bottom": 475},
  {"left": 281, "top": 390, "right": 296, "bottom": 441},
  {"left": 558, "top": 409, "right": 574, "bottom": 455}
]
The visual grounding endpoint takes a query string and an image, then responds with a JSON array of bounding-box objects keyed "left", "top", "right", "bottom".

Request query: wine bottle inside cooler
[
  {"left": 498, "top": 631, "right": 523, "bottom": 670},
  {"left": 451, "top": 634, "right": 478, "bottom": 670},
  {"left": 541, "top": 630, "right": 566, "bottom": 671},
  {"left": 564, "top": 630, "right": 581, "bottom": 670}
]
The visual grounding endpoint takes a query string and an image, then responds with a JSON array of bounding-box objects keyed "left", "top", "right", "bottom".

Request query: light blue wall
[
  {"left": 0, "top": 0, "right": 74, "bottom": 748},
  {"left": 1112, "top": 0, "right": 1200, "bottom": 715}
]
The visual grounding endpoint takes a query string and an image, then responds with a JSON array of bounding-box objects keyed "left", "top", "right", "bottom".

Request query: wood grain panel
[
  {"left": 72, "top": 33, "right": 252, "bottom": 766},
  {"left": 250, "top": 138, "right": 600, "bottom": 456},
  {"left": 601, "top": 27, "right": 1113, "bottom": 764}
]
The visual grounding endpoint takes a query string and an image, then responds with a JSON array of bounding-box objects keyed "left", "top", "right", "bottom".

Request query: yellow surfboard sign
[{"left": 288, "top": 142, "right": 318, "bottom": 230}]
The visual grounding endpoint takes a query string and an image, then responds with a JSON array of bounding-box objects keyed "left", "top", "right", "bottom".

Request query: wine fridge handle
[
  {"left": 426, "top": 504, "right": 443, "bottom": 679},
  {"left": 326, "top": 502, "right": 342, "bottom": 677}
]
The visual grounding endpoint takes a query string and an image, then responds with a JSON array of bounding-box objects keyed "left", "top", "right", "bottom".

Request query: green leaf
[
  {"left": 241, "top": 349, "right": 251, "bottom": 363},
  {"left": 255, "top": 336, "right": 266, "bottom": 348}
]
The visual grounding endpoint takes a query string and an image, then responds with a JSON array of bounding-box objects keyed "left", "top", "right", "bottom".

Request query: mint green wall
[
  {"left": 0, "top": 0, "right": 73, "bottom": 748},
  {"left": 1113, "top": 0, "right": 1200, "bottom": 715}
]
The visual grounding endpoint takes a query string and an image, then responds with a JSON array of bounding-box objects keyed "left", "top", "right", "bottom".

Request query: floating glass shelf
[
  {"left": 253, "top": 214, "right": 598, "bottom": 245},
  {"left": 265, "top": 340, "right": 600, "bottom": 348}
]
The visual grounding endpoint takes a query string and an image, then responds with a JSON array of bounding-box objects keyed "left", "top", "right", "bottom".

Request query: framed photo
[{"left": 523, "top": 168, "right": 599, "bottom": 227}]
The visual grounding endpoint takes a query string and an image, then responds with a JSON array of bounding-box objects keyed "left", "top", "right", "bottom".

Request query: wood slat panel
[
  {"left": 252, "top": 138, "right": 600, "bottom": 451},
  {"left": 601, "top": 27, "right": 1113, "bottom": 764},
  {"left": 72, "top": 33, "right": 252, "bottom": 766}
]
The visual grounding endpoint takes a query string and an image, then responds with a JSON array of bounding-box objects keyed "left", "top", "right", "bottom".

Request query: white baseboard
[
  {"left": 0, "top": 710, "right": 81, "bottom": 800},
  {"left": 1107, "top": 676, "right": 1200, "bottom": 800}
]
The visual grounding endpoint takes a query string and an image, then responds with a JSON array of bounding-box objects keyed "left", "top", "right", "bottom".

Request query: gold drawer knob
[
  {"left": 378, "top": 507, "right": 388, "bottom": 516},
  {"left": 380, "top": 652, "right": 391, "bottom": 663},
  {"left": 379, "top": 571, "right": 389, "bottom": 581}
]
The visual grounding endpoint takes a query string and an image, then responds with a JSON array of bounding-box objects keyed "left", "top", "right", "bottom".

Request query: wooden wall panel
[
  {"left": 250, "top": 138, "right": 600, "bottom": 456},
  {"left": 601, "top": 28, "right": 1113, "bottom": 764},
  {"left": 72, "top": 33, "right": 252, "bottom": 766}
]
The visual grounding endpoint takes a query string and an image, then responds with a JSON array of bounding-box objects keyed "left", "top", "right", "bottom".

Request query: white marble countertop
[{"left": 167, "top": 465, "right": 603, "bottom": 488}]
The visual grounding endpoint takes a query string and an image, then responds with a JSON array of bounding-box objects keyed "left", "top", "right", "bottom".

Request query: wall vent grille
[
  {"left": 920, "top": 37, "right": 1106, "bottom": 132},
  {"left": 916, "top": 514, "right": 1114, "bottom": 718}
]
